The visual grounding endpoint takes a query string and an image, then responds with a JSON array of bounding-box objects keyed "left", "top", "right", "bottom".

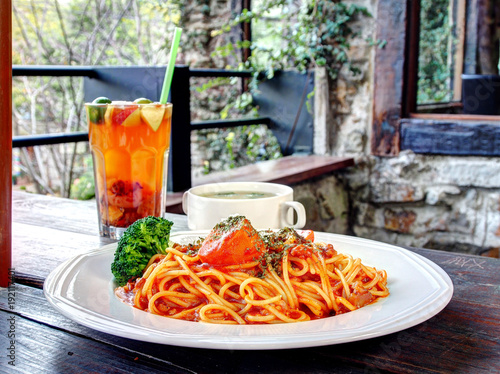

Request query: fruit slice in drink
[
  {"left": 87, "top": 99, "right": 172, "bottom": 238},
  {"left": 141, "top": 104, "right": 165, "bottom": 131}
]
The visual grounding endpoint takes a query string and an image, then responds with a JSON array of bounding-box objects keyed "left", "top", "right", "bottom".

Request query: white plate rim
[{"left": 43, "top": 231, "right": 454, "bottom": 350}]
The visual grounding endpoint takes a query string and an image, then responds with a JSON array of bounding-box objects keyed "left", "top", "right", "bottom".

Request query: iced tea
[{"left": 86, "top": 100, "right": 172, "bottom": 238}]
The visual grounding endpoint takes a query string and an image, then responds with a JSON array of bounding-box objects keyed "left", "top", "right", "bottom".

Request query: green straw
[{"left": 160, "top": 27, "right": 182, "bottom": 104}]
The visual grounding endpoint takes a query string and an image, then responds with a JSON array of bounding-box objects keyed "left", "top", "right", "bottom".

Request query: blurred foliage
[
  {"left": 212, "top": 0, "right": 371, "bottom": 90},
  {"left": 70, "top": 172, "right": 95, "bottom": 200},
  {"left": 192, "top": 0, "right": 371, "bottom": 174},
  {"left": 12, "top": 0, "right": 182, "bottom": 198},
  {"left": 13, "top": 0, "right": 374, "bottom": 192},
  {"left": 70, "top": 156, "right": 95, "bottom": 200},
  {"left": 417, "top": 0, "right": 452, "bottom": 104},
  {"left": 197, "top": 125, "right": 282, "bottom": 174},
  {"left": 188, "top": 74, "right": 282, "bottom": 175}
]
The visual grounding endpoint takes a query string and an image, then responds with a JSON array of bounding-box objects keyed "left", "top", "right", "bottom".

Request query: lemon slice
[{"left": 141, "top": 104, "right": 165, "bottom": 131}]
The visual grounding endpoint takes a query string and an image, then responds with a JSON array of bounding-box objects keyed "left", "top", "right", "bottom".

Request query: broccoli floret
[{"left": 111, "top": 216, "right": 173, "bottom": 286}]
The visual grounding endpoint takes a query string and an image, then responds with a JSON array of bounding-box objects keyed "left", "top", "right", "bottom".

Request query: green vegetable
[
  {"left": 87, "top": 97, "right": 111, "bottom": 124},
  {"left": 111, "top": 216, "right": 174, "bottom": 286}
]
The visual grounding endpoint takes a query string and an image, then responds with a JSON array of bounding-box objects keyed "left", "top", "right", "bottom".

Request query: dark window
[{"left": 372, "top": 0, "right": 500, "bottom": 157}]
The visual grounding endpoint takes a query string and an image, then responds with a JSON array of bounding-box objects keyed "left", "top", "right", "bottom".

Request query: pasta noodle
[{"left": 115, "top": 217, "right": 389, "bottom": 324}]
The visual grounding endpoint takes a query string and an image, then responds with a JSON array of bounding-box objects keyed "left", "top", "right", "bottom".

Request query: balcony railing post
[
  {"left": 1, "top": 0, "right": 12, "bottom": 287},
  {"left": 169, "top": 66, "right": 192, "bottom": 192}
]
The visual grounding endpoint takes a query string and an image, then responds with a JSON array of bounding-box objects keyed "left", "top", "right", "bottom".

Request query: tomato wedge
[{"left": 198, "top": 216, "right": 265, "bottom": 266}]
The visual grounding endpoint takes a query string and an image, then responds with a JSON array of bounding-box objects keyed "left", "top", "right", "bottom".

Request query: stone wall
[
  {"left": 321, "top": 0, "right": 500, "bottom": 257},
  {"left": 178, "top": 0, "right": 235, "bottom": 69},
  {"left": 345, "top": 153, "right": 500, "bottom": 256},
  {"left": 293, "top": 173, "right": 351, "bottom": 235}
]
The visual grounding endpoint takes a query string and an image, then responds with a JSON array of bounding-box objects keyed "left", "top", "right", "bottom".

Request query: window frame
[{"left": 372, "top": 0, "right": 500, "bottom": 157}]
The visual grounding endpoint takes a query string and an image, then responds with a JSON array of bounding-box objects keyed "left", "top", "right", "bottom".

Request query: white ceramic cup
[{"left": 182, "top": 182, "right": 306, "bottom": 230}]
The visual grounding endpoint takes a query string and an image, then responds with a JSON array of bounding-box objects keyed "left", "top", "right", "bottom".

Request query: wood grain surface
[
  {"left": 371, "top": 0, "right": 407, "bottom": 156},
  {"left": 195, "top": 155, "right": 354, "bottom": 186},
  {"left": 2, "top": 191, "right": 499, "bottom": 373},
  {"left": 400, "top": 119, "right": 500, "bottom": 156},
  {"left": 11, "top": 191, "right": 189, "bottom": 287},
  {"left": 1, "top": 249, "right": 498, "bottom": 373}
]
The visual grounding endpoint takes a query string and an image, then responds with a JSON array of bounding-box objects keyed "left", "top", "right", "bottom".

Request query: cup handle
[
  {"left": 280, "top": 201, "right": 306, "bottom": 229},
  {"left": 182, "top": 192, "right": 189, "bottom": 215}
]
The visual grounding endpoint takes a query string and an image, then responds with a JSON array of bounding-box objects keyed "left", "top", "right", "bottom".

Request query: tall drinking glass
[{"left": 85, "top": 101, "right": 172, "bottom": 238}]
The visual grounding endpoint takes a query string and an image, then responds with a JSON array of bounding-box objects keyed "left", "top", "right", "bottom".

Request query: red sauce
[{"left": 290, "top": 244, "right": 313, "bottom": 259}]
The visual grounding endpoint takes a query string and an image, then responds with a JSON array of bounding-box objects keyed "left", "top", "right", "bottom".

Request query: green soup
[{"left": 201, "top": 191, "right": 277, "bottom": 199}]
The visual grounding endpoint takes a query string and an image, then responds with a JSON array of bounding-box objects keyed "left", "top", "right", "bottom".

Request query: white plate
[{"left": 44, "top": 231, "right": 453, "bottom": 350}]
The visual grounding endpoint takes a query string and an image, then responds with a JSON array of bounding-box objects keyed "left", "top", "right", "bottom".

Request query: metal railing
[{"left": 12, "top": 65, "right": 271, "bottom": 192}]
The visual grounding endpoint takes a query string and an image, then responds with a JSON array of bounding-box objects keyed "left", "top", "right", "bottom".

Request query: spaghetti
[{"left": 115, "top": 216, "right": 389, "bottom": 324}]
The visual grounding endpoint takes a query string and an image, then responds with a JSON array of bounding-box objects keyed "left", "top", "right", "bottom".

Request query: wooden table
[{"left": 2, "top": 191, "right": 499, "bottom": 373}]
